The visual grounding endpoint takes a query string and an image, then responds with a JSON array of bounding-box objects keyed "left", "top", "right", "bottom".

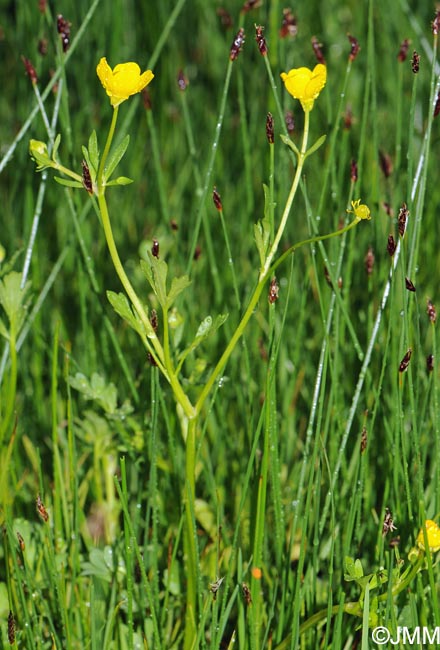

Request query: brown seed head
[
  {"left": 230, "top": 28, "right": 245, "bottom": 61},
  {"left": 412, "top": 51, "right": 420, "bottom": 73},
  {"left": 38, "top": 0, "right": 47, "bottom": 12},
  {"left": 311, "top": 36, "right": 325, "bottom": 64},
  {"left": 348, "top": 34, "right": 360, "bottom": 61},
  {"left": 427, "top": 354, "right": 434, "bottom": 372},
  {"left": 397, "top": 38, "right": 410, "bottom": 62}
]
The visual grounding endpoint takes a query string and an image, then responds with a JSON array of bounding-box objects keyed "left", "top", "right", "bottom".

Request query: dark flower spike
[
  {"left": 399, "top": 348, "right": 412, "bottom": 373},
  {"left": 397, "top": 38, "right": 410, "bottom": 62},
  {"left": 427, "top": 299, "right": 437, "bottom": 323},
  {"left": 387, "top": 234, "right": 397, "bottom": 257},
  {"left": 350, "top": 159, "right": 358, "bottom": 182},
  {"left": 397, "top": 202, "right": 409, "bottom": 237},
  {"left": 348, "top": 34, "right": 360, "bottom": 61},
  {"left": 364, "top": 246, "right": 374, "bottom": 275},
  {"left": 405, "top": 277, "right": 416, "bottom": 292},
  {"left": 285, "top": 110, "right": 295, "bottom": 134},
  {"left": 242, "top": 0, "right": 262, "bottom": 12},
  {"left": 379, "top": 151, "right": 393, "bottom": 178},
  {"left": 150, "top": 309, "right": 158, "bottom": 332},
  {"left": 266, "top": 112, "right": 274, "bottom": 144},
  {"left": 22, "top": 56, "right": 38, "bottom": 84},
  {"left": 255, "top": 25, "right": 268, "bottom": 56},
  {"left": 242, "top": 582, "right": 252, "bottom": 605},
  {"left": 279, "top": 8, "right": 297, "bottom": 38},
  {"left": 216, "top": 8, "right": 233, "bottom": 29},
  {"left": 230, "top": 28, "right": 245, "bottom": 61},
  {"left": 57, "top": 14, "right": 71, "bottom": 52},
  {"left": 343, "top": 105, "right": 353, "bottom": 129},
  {"left": 36, "top": 494, "right": 49, "bottom": 522},
  {"left": 427, "top": 354, "right": 434, "bottom": 372},
  {"left": 432, "top": 10, "right": 440, "bottom": 35},
  {"left": 360, "top": 426, "right": 367, "bottom": 453},
  {"left": 38, "top": 38, "right": 48, "bottom": 56},
  {"left": 434, "top": 91, "right": 440, "bottom": 118},
  {"left": 212, "top": 187, "right": 223, "bottom": 211},
  {"left": 268, "top": 277, "right": 279, "bottom": 303},
  {"left": 177, "top": 69, "right": 188, "bottom": 91},
  {"left": 382, "top": 508, "right": 397, "bottom": 536},
  {"left": 8, "top": 611, "right": 15, "bottom": 645},
  {"left": 311, "top": 36, "right": 326, "bottom": 64},
  {"left": 151, "top": 238, "right": 160, "bottom": 258},
  {"left": 412, "top": 51, "right": 420, "bottom": 73},
  {"left": 81, "top": 160, "right": 93, "bottom": 195}
]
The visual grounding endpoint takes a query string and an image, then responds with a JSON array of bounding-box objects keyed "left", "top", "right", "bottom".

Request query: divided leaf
[
  {"left": 104, "top": 134, "right": 130, "bottom": 181},
  {"left": 107, "top": 291, "right": 150, "bottom": 337},
  {"left": 141, "top": 253, "right": 191, "bottom": 309}
]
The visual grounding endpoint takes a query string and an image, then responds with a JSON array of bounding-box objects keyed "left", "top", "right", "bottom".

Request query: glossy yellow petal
[
  {"left": 97, "top": 57, "right": 154, "bottom": 107},
  {"left": 280, "top": 63, "right": 326, "bottom": 112},
  {"left": 417, "top": 520, "right": 440, "bottom": 552}
]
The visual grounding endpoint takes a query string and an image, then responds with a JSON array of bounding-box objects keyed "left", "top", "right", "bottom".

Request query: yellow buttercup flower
[
  {"left": 347, "top": 199, "right": 371, "bottom": 221},
  {"left": 280, "top": 63, "right": 326, "bottom": 112},
  {"left": 416, "top": 519, "right": 440, "bottom": 552},
  {"left": 96, "top": 57, "right": 154, "bottom": 107}
]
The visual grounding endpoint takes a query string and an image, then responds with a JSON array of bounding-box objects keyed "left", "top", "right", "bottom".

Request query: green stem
[
  {"left": 274, "top": 551, "right": 426, "bottom": 650},
  {"left": 97, "top": 106, "right": 119, "bottom": 184},
  {"left": 0, "top": 333, "right": 17, "bottom": 445},
  {"left": 183, "top": 416, "right": 198, "bottom": 650},
  {"left": 261, "top": 109, "right": 310, "bottom": 278}
]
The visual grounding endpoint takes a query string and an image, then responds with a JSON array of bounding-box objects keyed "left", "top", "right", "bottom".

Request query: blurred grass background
[{"left": 1, "top": 0, "right": 440, "bottom": 647}]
